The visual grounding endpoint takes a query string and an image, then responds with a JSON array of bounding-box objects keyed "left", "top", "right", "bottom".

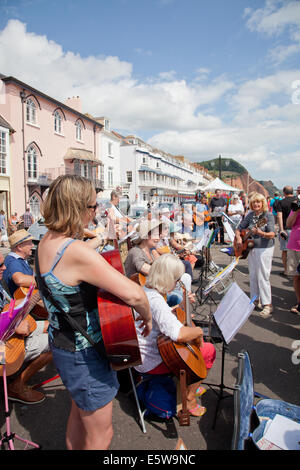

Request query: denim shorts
[{"left": 50, "top": 341, "right": 119, "bottom": 411}]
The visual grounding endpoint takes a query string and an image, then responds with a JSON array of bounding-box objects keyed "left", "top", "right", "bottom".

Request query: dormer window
[
  {"left": 104, "top": 119, "right": 110, "bottom": 131},
  {"left": 26, "top": 98, "right": 37, "bottom": 125}
]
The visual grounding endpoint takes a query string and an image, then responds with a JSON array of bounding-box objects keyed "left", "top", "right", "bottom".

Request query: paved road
[{"left": 0, "top": 241, "right": 299, "bottom": 451}]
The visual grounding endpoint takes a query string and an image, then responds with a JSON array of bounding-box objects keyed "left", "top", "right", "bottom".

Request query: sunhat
[
  {"left": 9, "top": 229, "right": 34, "bottom": 248},
  {"left": 135, "top": 219, "right": 162, "bottom": 241}
]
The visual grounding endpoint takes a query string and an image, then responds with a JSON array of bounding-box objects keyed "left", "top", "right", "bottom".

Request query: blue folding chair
[{"left": 231, "top": 350, "right": 300, "bottom": 450}]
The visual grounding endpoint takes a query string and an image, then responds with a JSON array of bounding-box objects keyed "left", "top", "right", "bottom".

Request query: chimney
[{"left": 64, "top": 96, "right": 82, "bottom": 113}]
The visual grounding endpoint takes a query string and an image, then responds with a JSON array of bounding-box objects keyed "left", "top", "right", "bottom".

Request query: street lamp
[{"left": 211, "top": 155, "right": 230, "bottom": 180}]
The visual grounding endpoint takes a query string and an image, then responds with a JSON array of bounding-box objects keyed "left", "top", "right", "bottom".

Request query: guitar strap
[{"left": 34, "top": 246, "right": 107, "bottom": 359}]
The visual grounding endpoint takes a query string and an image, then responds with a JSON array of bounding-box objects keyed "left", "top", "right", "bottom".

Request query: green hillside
[{"left": 198, "top": 158, "right": 247, "bottom": 175}]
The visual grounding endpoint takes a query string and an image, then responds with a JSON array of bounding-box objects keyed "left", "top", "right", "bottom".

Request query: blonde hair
[
  {"left": 42, "top": 175, "right": 95, "bottom": 239},
  {"left": 146, "top": 253, "right": 184, "bottom": 295},
  {"left": 249, "top": 192, "right": 268, "bottom": 212}
]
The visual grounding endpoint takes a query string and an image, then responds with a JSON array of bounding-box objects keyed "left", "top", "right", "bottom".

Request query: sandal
[
  {"left": 189, "top": 405, "right": 206, "bottom": 417},
  {"left": 195, "top": 386, "right": 206, "bottom": 397},
  {"left": 291, "top": 304, "right": 300, "bottom": 314}
]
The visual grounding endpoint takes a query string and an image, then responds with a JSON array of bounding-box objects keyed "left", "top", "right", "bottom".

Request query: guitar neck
[{"left": 184, "top": 288, "right": 192, "bottom": 327}]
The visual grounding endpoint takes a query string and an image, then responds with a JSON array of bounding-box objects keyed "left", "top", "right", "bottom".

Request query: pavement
[{"left": 0, "top": 240, "right": 299, "bottom": 451}]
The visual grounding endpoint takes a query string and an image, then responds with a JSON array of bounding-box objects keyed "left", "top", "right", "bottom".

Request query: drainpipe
[{"left": 20, "top": 89, "right": 27, "bottom": 212}]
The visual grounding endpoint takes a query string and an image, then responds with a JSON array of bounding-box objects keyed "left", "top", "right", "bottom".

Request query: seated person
[
  {"left": 134, "top": 254, "right": 216, "bottom": 416},
  {"left": 4, "top": 229, "right": 36, "bottom": 297},
  {"left": 125, "top": 219, "right": 192, "bottom": 307},
  {"left": 0, "top": 252, "right": 51, "bottom": 404}
]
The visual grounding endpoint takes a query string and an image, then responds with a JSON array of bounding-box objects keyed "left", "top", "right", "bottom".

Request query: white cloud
[
  {"left": 0, "top": 18, "right": 299, "bottom": 188},
  {"left": 245, "top": 0, "right": 300, "bottom": 64}
]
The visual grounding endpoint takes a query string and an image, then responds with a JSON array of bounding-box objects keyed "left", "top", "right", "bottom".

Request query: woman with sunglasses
[{"left": 36, "top": 175, "right": 152, "bottom": 450}]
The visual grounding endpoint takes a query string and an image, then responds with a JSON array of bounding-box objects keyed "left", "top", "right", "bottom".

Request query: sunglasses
[
  {"left": 87, "top": 203, "right": 98, "bottom": 210},
  {"left": 0, "top": 262, "right": 4, "bottom": 268}
]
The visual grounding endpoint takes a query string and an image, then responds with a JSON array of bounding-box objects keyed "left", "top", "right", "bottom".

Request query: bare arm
[
  {"left": 12, "top": 272, "right": 36, "bottom": 288},
  {"left": 177, "top": 325, "right": 204, "bottom": 348},
  {"left": 56, "top": 242, "right": 152, "bottom": 332},
  {"left": 287, "top": 210, "right": 299, "bottom": 229}
]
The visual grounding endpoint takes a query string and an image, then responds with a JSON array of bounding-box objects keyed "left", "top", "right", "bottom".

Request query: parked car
[{"left": 128, "top": 205, "right": 147, "bottom": 219}]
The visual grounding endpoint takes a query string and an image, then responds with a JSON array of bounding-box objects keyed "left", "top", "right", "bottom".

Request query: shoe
[
  {"left": 8, "top": 384, "right": 45, "bottom": 405},
  {"left": 258, "top": 305, "right": 273, "bottom": 318},
  {"left": 279, "top": 272, "right": 287, "bottom": 278},
  {"left": 290, "top": 305, "right": 300, "bottom": 314},
  {"left": 254, "top": 300, "right": 262, "bottom": 310},
  {"left": 189, "top": 405, "right": 206, "bottom": 417},
  {"left": 195, "top": 386, "right": 206, "bottom": 397}
]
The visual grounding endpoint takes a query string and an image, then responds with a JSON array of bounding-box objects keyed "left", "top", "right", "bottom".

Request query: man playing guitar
[{"left": 0, "top": 252, "right": 51, "bottom": 404}]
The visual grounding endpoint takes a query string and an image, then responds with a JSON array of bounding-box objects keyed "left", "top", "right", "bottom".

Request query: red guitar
[{"left": 97, "top": 249, "right": 142, "bottom": 371}]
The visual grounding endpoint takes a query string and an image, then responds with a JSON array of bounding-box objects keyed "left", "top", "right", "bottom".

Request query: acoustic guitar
[
  {"left": 97, "top": 249, "right": 142, "bottom": 371},
  {"left": 233, "top": 216, "right": 267, "bottom": 259},
  {"left": 130, "top": 272, "right": 146, "bottom": 286},
  {"left": 14, "top": 287, "right": 48, "bottom": 320},
  {"left": 0, "top": 287, "right": 39, "bottom": 378},
  {"left": 157, "top": 286, "right": 207, "bottom": 385}
]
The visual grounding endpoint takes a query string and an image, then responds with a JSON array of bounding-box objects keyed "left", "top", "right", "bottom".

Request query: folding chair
[{"left": 231, "top": 349, "right": 300, "bottom": 450}]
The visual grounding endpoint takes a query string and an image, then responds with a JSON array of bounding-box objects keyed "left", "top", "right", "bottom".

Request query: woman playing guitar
[
  {"left": 133, "top": 254, "right": 216, "bottom": 417},
  {"left": 36, "top": 175, "right": 151, "bottom": 450}
]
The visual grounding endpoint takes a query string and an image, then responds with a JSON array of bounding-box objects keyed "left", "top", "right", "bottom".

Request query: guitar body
[
  {"left": 193, "top": 213, "right": 204, "bottom": 227},
  {"left": 0, "top": 315, "right": 36, "bottom": 377},
  {"left": 157, "top": 294, "right": 207, "bottom": 385},
  {"left": 14, "top": 287, "right": 48, "bottom": 320},
  {"left": 130, "top": 273, "right": 146, "bottom": 286},
  {"left": 157, "top": 334, "right": 207, "bottom": 385},
  {"left": 233, "top": 230, "right": 254, "bottom": 259},
  {"left": 98, "top": 249, "right": 141, "bottom": 371},
  {"left": 234, "top": 217, "right": 267, "bottom": 259}
]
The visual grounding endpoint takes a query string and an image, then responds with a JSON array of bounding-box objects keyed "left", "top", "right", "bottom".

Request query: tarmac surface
[{"left": 0, "top": 240, "right": 299, "bottom": 452}]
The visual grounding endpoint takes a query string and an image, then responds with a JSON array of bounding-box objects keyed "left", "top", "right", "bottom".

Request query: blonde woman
[
  {"left": 235, "top": 193, "right": 275, "bottom": 318},
  {"left": 36, "top": 175, "right": 152, "bottom": 450},
  {"left": 134, "top": 253, "right": 216, "bottom": 417}
]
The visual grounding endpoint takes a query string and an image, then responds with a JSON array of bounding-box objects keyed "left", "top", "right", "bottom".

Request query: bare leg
[{"left": 66, "top": 398, "right": 114, "bottom": 450}]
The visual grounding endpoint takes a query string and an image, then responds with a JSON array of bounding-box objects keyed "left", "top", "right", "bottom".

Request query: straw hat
[
  {"left": 9, "top": 229, "right": 34, "bottom": 248},
  {"left": 135, "top": 219, "right": 162, "bottom": 242}
]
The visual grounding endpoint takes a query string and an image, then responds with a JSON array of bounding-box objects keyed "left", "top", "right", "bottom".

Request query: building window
[
  {"left": 27, "top": 145, "right": 38, "bottom": 179},
  {"left": 104, "top": 119, "right": 110, "bottom": 131},
  {"left": 76, "top": 121, "right": 82, "bottom": 141},
  {"left": 108, "top": 166, "right": 113, "bottom": 188},
  {"left": 0, "top": 131, "right": 7, "bottom": 175},
  {"left": 54, "top": 110, "right": 62, "bottom": 134},
  {"left": 26, "top": 98, "right": 37, "bottom": 125},
  {"left": 81, "top": 162, "right": 89, "bottom": 179},
  {"left": 108, "top": 142, "right": 113, "bottom": 156},
  {"left": 126, "top": 171, "right": 132, "bottom": 183}
]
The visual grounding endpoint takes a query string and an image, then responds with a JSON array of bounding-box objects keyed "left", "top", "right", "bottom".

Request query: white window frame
[
  {"left": 0, "top": 130, "right": 7, "bottom": 175},
  {"left": 54, "top": 110, "right": 63, "bottom": 134},
  {"left": 108, "top": 166, "right": 114, "bottom": 188},
  {"left": 126, "top": 171, "right": 132, "bottom": 183},
  {"left": 76, "top": 121, "right": 83, "bottom": 141},
  {"left": 26, "top": 98, "right": 37, "bottom": 125},
  {"left": 81, "top": 161, "right": 89, "bottom": 179},
  {"left": 27, "top": 145, "right": 38, "bottom": 180}
]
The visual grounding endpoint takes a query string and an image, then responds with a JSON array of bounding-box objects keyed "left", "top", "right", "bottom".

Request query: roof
[
  {"left": 0, "top": 114, "right": 15, "bottom": 133},
  {"left": 64, "top": 147, "right": 102, "bottom": 164},
  {"left": 202, "top": 177, "right": 238, "bottom": 192},
  {"left": 0, "top": 74, "right": 103, "bottom": 130}
]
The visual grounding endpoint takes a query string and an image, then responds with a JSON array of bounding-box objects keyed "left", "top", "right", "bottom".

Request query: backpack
[{"left": 136, "top": 374, "right": 176, "bottom": 419}]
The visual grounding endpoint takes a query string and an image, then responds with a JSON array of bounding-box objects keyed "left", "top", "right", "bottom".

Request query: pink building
[{"left": 0, "top": 74, "right": 104, "bottom": 219}]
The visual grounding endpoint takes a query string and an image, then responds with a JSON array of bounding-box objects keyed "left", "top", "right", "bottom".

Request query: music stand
[
  {"left": 201, "top": 282, "right": 255, "bottom": 429},
  {"left": 0, "top": 286, "right": 41, "bottom": 450}
]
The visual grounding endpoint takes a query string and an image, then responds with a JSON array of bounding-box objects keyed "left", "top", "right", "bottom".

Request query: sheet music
[
  {"left": 213, "top": 282, "right": 255, "bottom": 344},
  {"left": 263, "top": 414, "right": 300, "bottom": 450}
]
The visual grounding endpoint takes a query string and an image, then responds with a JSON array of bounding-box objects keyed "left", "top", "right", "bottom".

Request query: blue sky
[{"left": 0, "top": 0, "right": 300, "bottom": 189}]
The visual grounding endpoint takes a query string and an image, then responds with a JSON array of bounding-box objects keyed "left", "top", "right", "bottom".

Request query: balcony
[{"left": 27, "top": 167, "right": 104, "bottom": 191}]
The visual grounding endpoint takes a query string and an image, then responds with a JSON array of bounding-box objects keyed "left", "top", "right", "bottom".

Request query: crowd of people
[{"left": 0, "top": 176, "right": 299, "bottom": 450}]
